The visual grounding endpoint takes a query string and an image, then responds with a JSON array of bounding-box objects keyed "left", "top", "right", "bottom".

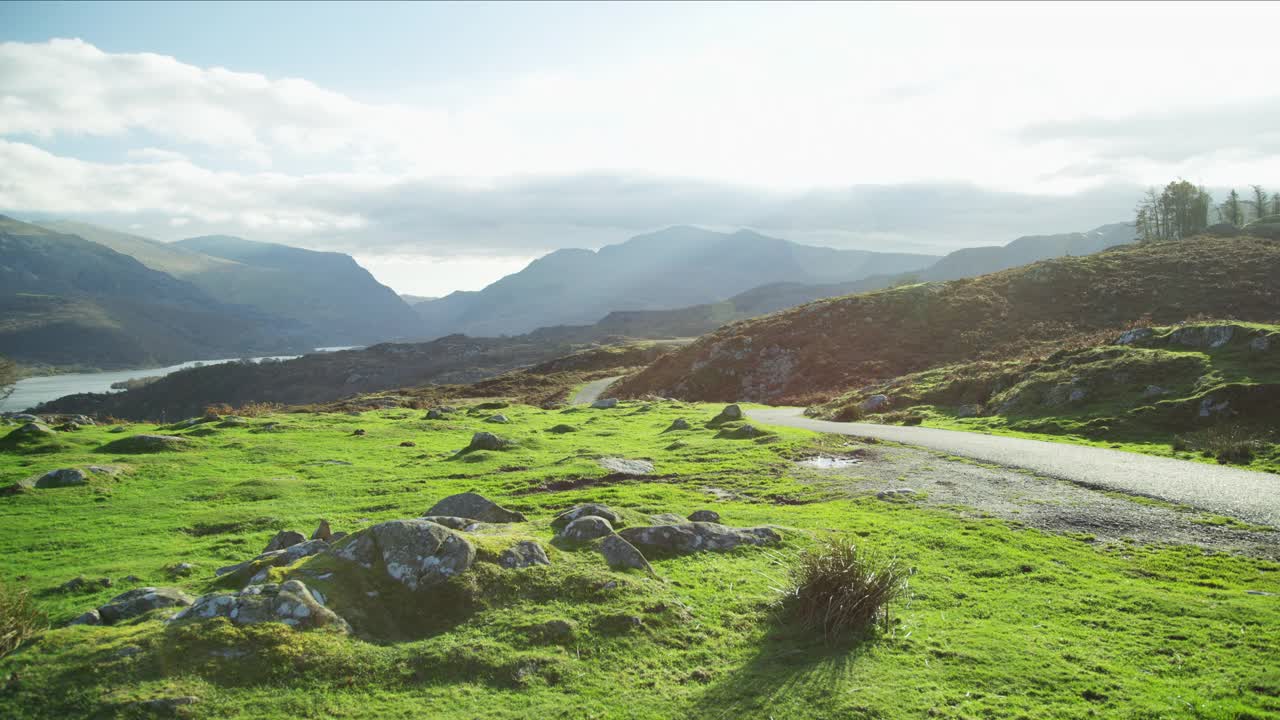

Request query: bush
[
  {"left": 1174, "top": 424, "right": 1273, "bottom": 464},
  {"left": 234, "top": 401, "right": 282, "bottom": 417},
  {"left": 781, "top": 538, "right": 908, "bottom": 641},
  {"left": 0, "top": 579, "right": 47, "bottom": 659}
]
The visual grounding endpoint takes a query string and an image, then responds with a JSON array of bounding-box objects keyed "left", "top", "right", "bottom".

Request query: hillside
[
  {"left": 413, "top": 226, "right": 938, "bottom": 338},
  {"left": 917, "top": 222, "right": 1136, "bottom": 282},
  {"left": 174, "top": 235, "right": 423, "bottom": 345},
  {"left": 812, "top": 321, "right": 1280, "bottom": 473},
  {"left": 0, "top": 216, "right": 312, "bottom": 370},
  {"left": 617, "top": 235, "right": 1280, "bottom": 404},
  {"left": 35, "top": 220, "right": 236, "bottom": 276}
]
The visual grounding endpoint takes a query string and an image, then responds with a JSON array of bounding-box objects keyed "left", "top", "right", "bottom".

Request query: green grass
[{"left": 1, "top": 402, "right": 1278, "bottom": 718}]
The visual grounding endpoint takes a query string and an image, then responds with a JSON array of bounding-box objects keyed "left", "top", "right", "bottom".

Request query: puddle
[{"left": 797, "top": 456, "right": 863, "bottom": 469}]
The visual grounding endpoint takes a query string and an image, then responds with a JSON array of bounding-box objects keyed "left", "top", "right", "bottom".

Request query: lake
[{"left": 2, "top": 347, "right": 361, "bottom": 413}]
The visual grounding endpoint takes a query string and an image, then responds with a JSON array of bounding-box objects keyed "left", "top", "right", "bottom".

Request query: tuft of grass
[
  {"left": 0, "top": 579, "right": 47, "bottom": 659},
  {"left": 780, "top": 538, "right": 908, "bottom": 640},
  {"left": 1175, "top": 424, "right": 1273, "bottom": 465}
]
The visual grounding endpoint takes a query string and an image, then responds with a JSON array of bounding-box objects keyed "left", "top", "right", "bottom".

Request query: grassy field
[{"left": 1, "top": 402, "right": 1277, "bottom": 719}]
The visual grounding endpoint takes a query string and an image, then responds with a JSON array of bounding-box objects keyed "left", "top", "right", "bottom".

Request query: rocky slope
[{"left": 617, "top": 235, "right": 1280, "bottom": 404}]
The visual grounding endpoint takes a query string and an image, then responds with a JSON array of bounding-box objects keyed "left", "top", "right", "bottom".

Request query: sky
[{"left": 1, "top": 1, "right": 1278, "bottom": 295}]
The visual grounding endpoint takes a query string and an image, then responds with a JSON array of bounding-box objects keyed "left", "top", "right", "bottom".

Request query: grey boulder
[
  {"left": 33, "top": 468, "right": 88, "bottom": 488},
  {"left": 592, "top": 398, "right": 619, "bottom": 409},
  {"left": 466, "top": 432, "right": 509, "bottom": 452},
  {"left": 334, "top": 519, "right": 475, "bottom": 590},
  {"left": 498, "top": 541, "right": 551, "bottom": 569},
  {"left": 600, "top": 535, "right": 653, "bottom": 573},
  {"left": 263, "top": 530, "right": 306, "bottom": 554},
  {"left": 550, "top": 503, "right": 623, "bottom": 530},
  {"left": 560, "top": 516, "right": 615, "bottom": 542},
  {"left": 687, "top": 510, "right": 721, "bottom": 523},
  {"left": 174, "top": 580, "right": 350, "bottom": 633},
  {"left": 426, "top": 492, "right": 527, "bottom": 523},
  {"left": 618, "top": 522, "right": 780, "bottom": 556},
  {"left": 96, "top": 587, "right": 195, "bottom": 624}
]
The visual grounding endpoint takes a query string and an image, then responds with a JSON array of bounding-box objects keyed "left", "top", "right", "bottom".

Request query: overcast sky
[{"left": 2, "top": 1, "right": 1277, "bottom": 294}]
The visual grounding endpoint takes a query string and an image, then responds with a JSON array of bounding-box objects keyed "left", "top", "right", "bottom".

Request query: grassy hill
[
  {"left": 617, "top": 235, "right": 1280, "bottom": 405},
  {"left": 1, "top": 402, "right": 1276, "bottom": 718},
  {"left": 0, "top": 216, "right": 313, "bottom": 370},
  {"left": 35, "top": 220, "right": 236, "bottom": 277}
]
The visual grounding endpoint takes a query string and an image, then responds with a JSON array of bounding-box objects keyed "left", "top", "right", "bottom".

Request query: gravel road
[
  {"left": 750, "top": 407, "right": 1280, "bottom": 527},
  {"left": 571, "top": 376, "right": 623, "bottom": 405}
]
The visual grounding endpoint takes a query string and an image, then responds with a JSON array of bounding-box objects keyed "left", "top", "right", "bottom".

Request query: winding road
[
  {"left": 571, "top": 376, "right": 623, "bottom": 405},
  {"left": 749, "top": 407, "right": 1280, "bottom": 527}
]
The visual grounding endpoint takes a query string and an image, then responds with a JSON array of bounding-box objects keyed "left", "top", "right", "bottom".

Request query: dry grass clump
[
  {"left": 0, "top": 579, "right": 46, "bottom": 659},
  {"left": 779, "top": 538, "right": 908, "bottom": 640},
  {"left": 233, "top": 401, "right": 283, "bottom": 417},
  {"left": 1174, "top": 424, "right": 1273, "bottom": 464}
]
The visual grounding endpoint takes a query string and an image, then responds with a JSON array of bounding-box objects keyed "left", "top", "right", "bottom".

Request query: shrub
[
  {"left": 780, "top": 538, "right": 908, "bottom": 641},
  {"left": 0, "top": 579, "right": 47, "bottom": 659},
  {"left": 204, "top": 403, "right": 234, "bottom": 417},
  {"left": 234, "top": 401, "right": 282, "bottom": 417},
  {"left": 1174, "top": 424, "right": 1273, "bottom": 464}
]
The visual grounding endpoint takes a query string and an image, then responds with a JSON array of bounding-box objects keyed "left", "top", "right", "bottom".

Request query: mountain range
[
  {"left": 409, "top": 226, "right": 941, "bottom": 337},
  {"left": 0, "top": 216, "right": 312, "bottom": 369},
  {"left": 39, "top": 221, "right": 422, "bottom": 346}
]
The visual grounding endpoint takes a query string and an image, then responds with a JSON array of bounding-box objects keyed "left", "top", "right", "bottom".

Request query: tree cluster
[{"left": 1136, "top": 181, "right": 1277, "bottom": 242}]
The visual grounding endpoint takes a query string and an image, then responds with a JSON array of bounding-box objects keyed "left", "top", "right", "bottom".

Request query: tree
[
  {"left": 1136, "top": 180, "right": 1211, "bottom": 241},
  {"left": 1220, "top": 189, "right": 1244, "bottom": 227},
  {"left": 1272, "top": 192, "right": 1280, "bottom": 216},
  {"left": 0, "top": 355, "right": 17, "bottom": 402},
  {"left": 1249, "top": 185, "right": 1269, "bottom": 222}
]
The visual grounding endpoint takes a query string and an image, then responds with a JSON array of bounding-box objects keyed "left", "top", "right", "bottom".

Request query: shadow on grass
[{"left": 689, "top": 619, "right": 881, "bottom": 719}]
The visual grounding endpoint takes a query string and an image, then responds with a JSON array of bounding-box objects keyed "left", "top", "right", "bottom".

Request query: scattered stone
[
  {"left": 860, "top": 395, "right": 891, "bottom": 413},
  {"left": 334, "top": 520, "right": 476, "bottom": 590},
  {"left": 108, "top": 426, "right": 129, "bottom": 433},
  {"left": 98, "top": 434, "right": 191, "bottom": 454},
  {"left": 709, "top": 404, "right": 743, "bottom": 425},
  {"left": 560, "top": 516, "right": 615, "bottom": 541},
  {"left": 123, "top": 575, "right": 143, "bottom": 583},
  {"left": 1115, "top": 328, "right": 1154, "bottom": 345},
  {"left": 311, "top": 520, "right": 332, "bottom": 541},
  {"left": 263, "top": 530, "right": 306, "bottom": 554},
  {"left": 353, "top": 429, "right": 366, "bottom": 436},
  {"left": 486, "top": 414, "right": 510, "bottom": 424},
  {"left": 399, "top": 440, "right": 416, "bottom": 447},
  {"left": 420, "top": 516, "right": 477, "bottom": 531},
  {"left": 426, "top": 492, "right": 527, "bottom": 523},
  {"left": 598, "top": 457, "right": 655, "bottom": 475},
  {"left": 69, "top": 608, "right": 101, "bottom": 626},
  {"left": 498, "top": 541, "right": 551, "bottom": 569},
  {"left": 10, "top": 413, "right": 39, "bottom": 422},
  {"left": 425, "top": 408, "right": 446, "bottom": 420},
  {"left": 58, "top": 576, "right": 113, "bottom": 593},
  {"left": 687, "top": 510, "right": 721, "bottom": 523},
  {"left": 166, "top": 563, "right": 196, "bottom": 578},
  {"left": 33, "top": 468, "right": 88, "bottom": 488},
  {"left": 4, "top": 423, "right": 56, "bottom": 442},
  {"left": 877, "top": 488, "right": 917, "bottom": 499},
  {"left": 546, "top": 424, "right": 577, "bottom": 434},
  {"left": 87, "top": 465, "right": 123, "bottom": 476},
  {"left": 600, "top": 535, "right": 654, "bottom": 573},
  {"left": 174, "top": 580, "right": 350, "bottom": 633},
  {"left": 466, "top": 432, "right": 510, "bottom": 452},
  {"left": 551, "top": 503, "right": 623, "bottom": 530},
  {"left": 96, "top": 587, "right": 195, "bottom": 624},
  {"left": 664, "top": 418, "right": 691, "bottom": 431},
  {"left": 715, "top": 424, "right": 768, "bottom": 440},
  {"left": 1198, "top": 396, "right": 1231, "bottom": 417},
  {"left": 618, "top": 522, "right": 780, "bottom": 556},
  {"left": 592, "top": 398, "right": 619, "bottom": 409}
]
